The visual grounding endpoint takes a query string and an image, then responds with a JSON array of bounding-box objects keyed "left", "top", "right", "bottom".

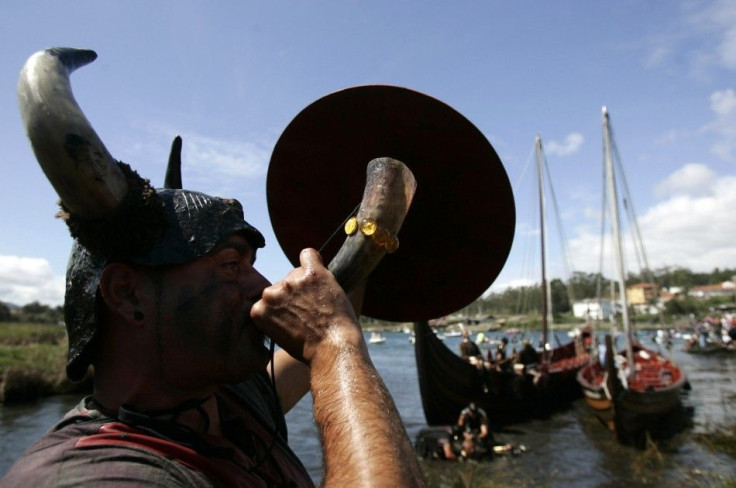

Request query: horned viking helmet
[{"left": 18, "top": 48, "right": 264, "bottom": 380}]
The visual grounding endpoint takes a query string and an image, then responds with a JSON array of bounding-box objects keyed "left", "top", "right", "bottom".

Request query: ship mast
[
  {"left": 535, "top": 135, "right": 552, "bottom": 363},
  {"left": 602, "top": 107, "right": 634, "bottom": 376}
]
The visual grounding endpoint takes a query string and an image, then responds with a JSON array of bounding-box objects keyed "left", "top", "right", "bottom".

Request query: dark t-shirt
[
  {"left": 1, "top": 373, "right": 314, "bottom": 487},
  {"left": 459, "top": 406, "right": 488, "bottom": 434},
  {"left": 459, "top": 340, "right": 482, "bottom": 361},
  {"left": 519, "top": 345, "right": 539, "bottom": 366}
]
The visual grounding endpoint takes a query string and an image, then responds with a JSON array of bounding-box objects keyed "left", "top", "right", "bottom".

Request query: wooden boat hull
[
  {"left": 414, "top": 321, "right": 588, "bottom": 426},
  {"left": 578, "top": 375, "right": 612, "bottom": 412},
  {"left": 577, "top": 340, "right": 688, "bottom": 445},
  {"left": 577, "top": 362, "right": 615, "bottom": 431},
  {"left": 583, "top": 394, "right": 612, "bottom": 412},
  {"left": 617, "top": 382, "right": 684, "bottom": 415},
  {"left": 618, "top": 345, "right": 687, "bottom": 414},
  {"left": 683, "top": 341, "right": 736, "bottom": 355}
]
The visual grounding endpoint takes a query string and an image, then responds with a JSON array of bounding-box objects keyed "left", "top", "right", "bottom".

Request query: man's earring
[{"left": 133, "top": 311, "right": 144, "bottom": 321}]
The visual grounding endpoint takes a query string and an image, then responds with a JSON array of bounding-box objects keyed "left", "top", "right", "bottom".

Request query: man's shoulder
[
  {"left": 1, "top": 415, "right": 207, "bottom": 487},
  {"left": 222, "top": 372, "right": 287, "bottom": 439}
]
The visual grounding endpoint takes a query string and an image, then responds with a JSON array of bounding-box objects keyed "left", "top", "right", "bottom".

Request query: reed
[
  {"left": 695, "top": 424, "right": 736, "bottom": 459},
  {"left": 0, "top": 322, "right": 90, "bottom": 404}
]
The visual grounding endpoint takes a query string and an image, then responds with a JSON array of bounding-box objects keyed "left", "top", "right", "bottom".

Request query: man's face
[{"left": 147, "top": 233, "right": 271, "bottom": 390}]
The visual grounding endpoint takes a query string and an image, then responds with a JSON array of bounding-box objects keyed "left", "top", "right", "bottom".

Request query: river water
[{"left": 2, "top": 330, "right": 735, "bottom": 487}]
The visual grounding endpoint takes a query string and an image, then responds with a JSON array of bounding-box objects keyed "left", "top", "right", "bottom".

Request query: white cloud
[
  {"left": 181, "top": 132, "right": 270, "bottom": 183},
  {"left": 643, "top": 44, "right": 672, "bottom": 70},
  {"left": 682, "top": 0, "right": 736, "bottom": 73},
  {"left": 710, "top": 88, "right": 736, "bottom": 115},
  {"left": 567, "top": 168, "right": 736, "bottom": 278},
  {"left": 116, "top": 123, "right": 272, "bottom": 195},
  {"left": 545, "top": 133, "right": 584, "bottom": 157},
  {"left": 701, "top": 89, "right": 736, "bottom": 161},
  {"left": 636, "top": 176, "right": 736, "bottom": 271},
  {"left": 0, "top": 256, "right": 65, "bottom": 307},
  {"left": 643, "top": 1, "right": 736, "bottom": 79},
  {"left": 654, "top": 163, "right": 716, "bottom": 197},
  {"left": 654, "top": 128, "right": 682, "bottom": 146},
  {"left": 707, "top": 0, "right": 736, "bottom": 69}
]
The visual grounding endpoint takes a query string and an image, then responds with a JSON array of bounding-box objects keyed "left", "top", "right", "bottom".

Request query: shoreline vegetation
[{"left": 0, "top": 323, "right": 91, "bottom": 404}]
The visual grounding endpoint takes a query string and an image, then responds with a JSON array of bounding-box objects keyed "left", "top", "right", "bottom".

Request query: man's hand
[{"left": 251, "top": 248, "right": 364, "bottom": 365}]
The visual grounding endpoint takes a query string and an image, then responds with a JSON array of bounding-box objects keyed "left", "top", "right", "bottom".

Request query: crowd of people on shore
[{"left": 685, "top": 313, "right": 736, "bottom": 351}]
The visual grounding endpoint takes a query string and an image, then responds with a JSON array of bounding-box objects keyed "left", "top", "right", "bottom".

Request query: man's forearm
[
  {"left": 311, "top": 341, "right": 425, "bottom": 487},
  {"left": 271, "top": 349, "right": 311, "bottom": 414}
]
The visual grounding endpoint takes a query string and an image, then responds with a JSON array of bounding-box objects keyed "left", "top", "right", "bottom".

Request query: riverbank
[{"left": 0, "top": 323, "right": 91, "bottom": 404}]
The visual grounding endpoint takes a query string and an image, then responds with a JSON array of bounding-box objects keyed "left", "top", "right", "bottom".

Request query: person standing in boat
[
  {"left": 518, "top": 339, "right": 539, "bottom": 368},
  {"left": 459, "top": 328, "right": 483, "bottom": 366},
  {"left": 517, "top": 339, "right": 543, "bottom": 385}
]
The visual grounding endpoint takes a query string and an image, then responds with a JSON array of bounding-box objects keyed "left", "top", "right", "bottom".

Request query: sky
[{"left": 1, "top": 1, "right": 736, "bottom": 308}]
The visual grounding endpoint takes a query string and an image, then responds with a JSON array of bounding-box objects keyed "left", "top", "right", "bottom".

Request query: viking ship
[
  {"left": 576, "top": 108, "right": 688, "bottom": 446},
  {"left": 414, "top": 136, "right": 590, "bottom": 427}
]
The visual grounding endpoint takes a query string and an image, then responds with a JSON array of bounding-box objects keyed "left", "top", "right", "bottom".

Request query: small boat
[
  {"left": 578, "top": 336, "right": 687, "bottom": 435},
  {"left": 369, "top": 331, "right": 386, "bottom": 344},
  {"left": 683, "top": 339, "right": 736, "bottom": 355},
  {"left": 413, "top": 136, "right": 590, "bottom": 427},
  {"left": 576, "top": 108, "right": 688, "bottom": 446}
]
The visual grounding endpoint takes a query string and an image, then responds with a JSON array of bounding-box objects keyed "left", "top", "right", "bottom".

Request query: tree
[
  {"left": 568, "top": 271, "right": 603, "bottom": 299},
  {"left": 22, "top": 301, "right": 47, "bottom": 315},
  {"left": 664, "top": 296, "right": 702, "bottom": 317},
  {"left": 0, "top": 302, "right": 11, "bottom": 322},
  {"left": 550, "top": 278, "right": 570, "bottom": 315},
  {"left": 19, "top": 301, "right": 62, "bottom": 324}
]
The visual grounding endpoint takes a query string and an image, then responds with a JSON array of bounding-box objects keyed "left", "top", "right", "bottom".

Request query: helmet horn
[
  {"left": 164, "top": 135, "right": 183, "bottom": 189},
  {"left": 17, "top": 48, "right": 128, "bottom": 219}
]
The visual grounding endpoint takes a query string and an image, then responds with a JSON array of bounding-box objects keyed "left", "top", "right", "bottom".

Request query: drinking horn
[
  {"left": 327, "top": 157, "right": 416, "bottom": 295},
  {"left": 18, "top": 48, "right": 164, "bottom": 257}
]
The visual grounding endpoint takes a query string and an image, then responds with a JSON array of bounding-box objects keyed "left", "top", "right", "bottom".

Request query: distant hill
[{"left": 0, "top": 301, "right": 21, "bottom": 311}]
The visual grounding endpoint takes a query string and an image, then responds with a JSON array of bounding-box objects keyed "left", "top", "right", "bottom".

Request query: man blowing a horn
[{"left": 2, "top": 48, "right": 425, "bottom": 487}]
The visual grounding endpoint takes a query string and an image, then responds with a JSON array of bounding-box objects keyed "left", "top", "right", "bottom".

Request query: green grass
[
  {"left": 0, "top": 341, "right": 67, "bottom": 371},
  {"left": 0, "top": 322, "right": 89, "bottom": 403},
  {"left": 0, "top": 322, "right": 66, "bottom": 346}
]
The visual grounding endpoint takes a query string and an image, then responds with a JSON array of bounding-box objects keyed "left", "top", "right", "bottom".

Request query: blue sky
[{"left": 2, "top": 1, "right": 736, "bottom": 308}]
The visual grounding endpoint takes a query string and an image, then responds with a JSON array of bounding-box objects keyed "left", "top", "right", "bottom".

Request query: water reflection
[{"left": 0, "top": 394, "right": 80, "bottom": 474}]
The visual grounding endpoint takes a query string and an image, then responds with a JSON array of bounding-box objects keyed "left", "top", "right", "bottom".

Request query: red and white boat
[{"left": 576, "top": 108, "right": 688, "bottom": 446}]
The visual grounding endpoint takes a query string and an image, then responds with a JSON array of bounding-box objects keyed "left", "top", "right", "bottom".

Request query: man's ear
[{"left": 99, "top": 263, "right": 146, "bottom": 325}]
